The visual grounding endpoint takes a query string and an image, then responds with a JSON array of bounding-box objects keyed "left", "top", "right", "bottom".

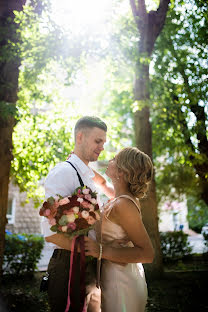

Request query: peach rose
[
  {"left": 72, "top": 206, "right": 79, "bottom": 213},
  {"left": 66, "top": 213, "right": 76, "bottom": 223},
  {"left": 59, "top": 198, "right": 70, "bottom": 205},
  {"left": 77, "top": 197, "right": 84, "bottom": 203},
  {"left": 62, "top": 226, "right": 68, "bottom": 232},
  {"left": 90, "top": 198, "right": 97, "bottom": 205}
]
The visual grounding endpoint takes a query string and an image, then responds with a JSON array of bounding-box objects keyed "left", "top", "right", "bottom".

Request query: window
[{"left": 7, "top": 198, "right": 16, "bottom": 224}]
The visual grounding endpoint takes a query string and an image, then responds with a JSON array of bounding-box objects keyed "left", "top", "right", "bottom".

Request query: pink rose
[
  {"left": 83, "top": 188, "right": 90, "bottom": 195},
  {"left": 81, "top": 201, "right": 91, "bottom": 209},
  {"left": 85, "top": 194, "right": 92, "bottom": 201},
  {"left": 44, "top": 209, "right": 51, "bottom": 217},
  {"left": 67, "top": 222, "right": 76, "bottom": 230},
  {"left": 59, "top": 198, "right": 70, "bottom": 205},
  {"left": 49, "top": 218, "right": 56, "bottom": 226}
]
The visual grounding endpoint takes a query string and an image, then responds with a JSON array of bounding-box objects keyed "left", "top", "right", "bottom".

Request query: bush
[
  {"left": 3, "top": 232, "right": 44, "bottom": 276},
  {"left": 160, "top": 231, "right": 193, "bottom": 262}
]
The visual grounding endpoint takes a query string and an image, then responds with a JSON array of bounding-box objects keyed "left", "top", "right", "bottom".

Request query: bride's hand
[{"left": 84, "top": 236, "right": 100, "bottom": 258}]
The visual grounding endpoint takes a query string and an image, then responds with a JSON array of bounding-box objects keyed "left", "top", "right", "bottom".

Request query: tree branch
[
  {"left": 129, "top": 0, "right": 147, "bottom": 30},
  {"left": 154, "top": 0, "right": 171, "bottom": 39}
]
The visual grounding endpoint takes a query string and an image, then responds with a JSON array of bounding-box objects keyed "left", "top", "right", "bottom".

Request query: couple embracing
[{"left": 42, "top": 116, "right": 154, "bottom": 312}]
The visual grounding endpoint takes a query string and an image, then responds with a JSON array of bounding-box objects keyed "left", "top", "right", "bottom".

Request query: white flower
[
  {"left": 89, "top": 204, "right": 95, "bottom": 211},
  {"left": 72, "top": 206, "right": 79, "bottom": 213},
  {"left": 66, "top": 213, "right": 76, "bottom": 223},
  {"left": 90, "top": 198, "right": 97, "bottom": 205},
  {"left": 83, "top": 188, "right": 90, "bottom": 195},
  {"left": 62, "top": 226, "right": 68, "bottom": 232},
  {"left": 77, "top": 198, "right": 84, "bottom": 203},
  {"left": 81, "top": 210, "right": 89, "bottom": 219}
]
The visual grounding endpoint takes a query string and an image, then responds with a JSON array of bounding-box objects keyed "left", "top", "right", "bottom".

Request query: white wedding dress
[{"left": 100, "top": 195, "right": 147, "bottom": 312}]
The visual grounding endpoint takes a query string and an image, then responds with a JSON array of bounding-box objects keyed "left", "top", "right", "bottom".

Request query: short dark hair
[{"left": 74, "top": 116, "right": 107, "bottom": 137}]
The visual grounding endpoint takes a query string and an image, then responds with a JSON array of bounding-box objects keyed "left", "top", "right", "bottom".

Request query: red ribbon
[{"left": 65, "top": 235, "right": 86, "bottom": 312}]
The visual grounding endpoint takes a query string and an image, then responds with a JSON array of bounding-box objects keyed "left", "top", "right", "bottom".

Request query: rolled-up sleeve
[{"left": 42, "top": 163, "right": 78, "bottom": 238}]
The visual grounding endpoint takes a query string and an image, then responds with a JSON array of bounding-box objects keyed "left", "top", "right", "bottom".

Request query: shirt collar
[{"left": 69, "top": 154, "right": 95, "bottom": 178}]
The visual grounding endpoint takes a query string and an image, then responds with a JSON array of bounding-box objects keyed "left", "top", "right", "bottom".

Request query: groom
[{"left": 42, "top": 116, "right": 114, "bottom": 312}]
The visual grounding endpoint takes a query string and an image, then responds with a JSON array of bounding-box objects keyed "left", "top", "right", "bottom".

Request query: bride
[{"left": 85, "top": 147, "right": 154, "bottom": 312}]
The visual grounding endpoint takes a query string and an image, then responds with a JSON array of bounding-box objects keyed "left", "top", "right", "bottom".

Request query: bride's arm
[
  {"left": 92, "top": 169, "right": 115, "bottom": 199},
  {"left": 84, "top": 198, "right": 154, "bottom": 264}
]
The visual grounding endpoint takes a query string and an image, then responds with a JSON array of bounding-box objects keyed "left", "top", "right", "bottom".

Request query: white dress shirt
[{"left": 41, "top": 154, "right": 97, "bottom": 245}]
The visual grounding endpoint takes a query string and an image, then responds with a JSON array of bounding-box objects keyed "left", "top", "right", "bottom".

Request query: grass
[
  {"left": 0, "top": 254, "right": 208, "bottom": 312},
  {"left": 146, "top": 271, "right": 208, "bottom": 312}
]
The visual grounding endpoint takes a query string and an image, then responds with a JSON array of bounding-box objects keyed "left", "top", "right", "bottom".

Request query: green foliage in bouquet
[
  {"left": 3, "top": 233, "right": 44, "bottom": 276},
  {"left": 160, "top": 231, "right": 193, "bottom": 262}
]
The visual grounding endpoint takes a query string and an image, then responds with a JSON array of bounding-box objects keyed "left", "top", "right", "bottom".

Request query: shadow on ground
[{"left": 1, "top": 254, "right": 208, "bottom": 312}]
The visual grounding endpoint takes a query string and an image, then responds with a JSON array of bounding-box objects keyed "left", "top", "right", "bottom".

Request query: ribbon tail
[
  {"left": 65, "top": 236, "right": 77, "bottom": 312},
  {"left": 79, "top": 235, "right": 86, "bottom": 312}
]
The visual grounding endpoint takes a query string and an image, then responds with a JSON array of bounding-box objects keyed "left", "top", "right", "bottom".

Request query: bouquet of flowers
[
  {"left": 40, "top": 185, "right": 100, "bottom": 312},
  {"left": 39, "top": 186, "right": 100, "bottom": 237}
]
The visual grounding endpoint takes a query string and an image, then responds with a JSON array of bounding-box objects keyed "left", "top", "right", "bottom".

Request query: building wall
[
  {"left": 159, "top": 199, "right": 189, "bottom": 232},
  {"left": 6, "top": 182, "right": 41, "bottom": 234}
]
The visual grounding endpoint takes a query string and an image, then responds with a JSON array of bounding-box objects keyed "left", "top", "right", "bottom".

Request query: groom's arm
[
  {"left": 43, "top": 164, "right": 77, "bottom": 250},
  {"left": 45, "top": 233, "right": 73, "bottom": 250},
  {"left": 92, "top": 169, "right": 115, "bottom": 199}
]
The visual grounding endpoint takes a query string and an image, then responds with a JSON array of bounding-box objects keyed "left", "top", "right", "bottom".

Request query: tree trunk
[
  {"left": 130, "top": 0, "right": 170, "bottom": 277},
  {"left": 134, "top": 63, "right": 163, "bottom": 278},
  {"left": 0, "top": 0, "right": 26, "bottom": 282}
]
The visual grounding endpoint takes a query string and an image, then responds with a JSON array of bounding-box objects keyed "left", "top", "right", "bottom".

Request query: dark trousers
[{"left": 47, "top": 249, "right": 101, "bottom": 312}]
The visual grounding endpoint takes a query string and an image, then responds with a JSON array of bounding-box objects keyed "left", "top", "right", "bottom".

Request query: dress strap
[
  {"left": 104, "top": 199, "right": 116, "bottom": 218},
  {"left": 116, "top": 195, "right": 141, "bottom": 214}
]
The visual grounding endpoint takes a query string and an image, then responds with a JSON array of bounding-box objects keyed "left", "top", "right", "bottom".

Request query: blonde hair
[{"left": 116, "top": 147, "right": 153, "bottom": 198}]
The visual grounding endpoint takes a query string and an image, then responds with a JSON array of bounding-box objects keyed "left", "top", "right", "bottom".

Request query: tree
[
  {"left": 0, "top": 0, "right": 86, "bottom": 280},
  {"left": 129, "top": 0, "right": 171, "bottom": 276},
  {"left": 0, "top": 0, "right": 27, "bottom": 282},
  {"left": 151, "top": 0, "right": 208, "bottom": 207}
]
